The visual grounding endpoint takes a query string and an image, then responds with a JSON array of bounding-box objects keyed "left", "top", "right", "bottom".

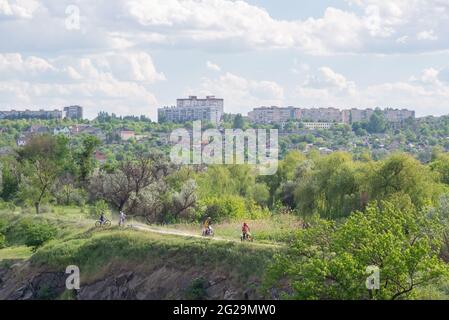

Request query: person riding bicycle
[
  {"left": 242, "top": 222, "right": 251, "bottom": 240},
  {"left": 119, "top": 210, "right": 127, "bottom": 227},
  {"left": 203, "top": 216, "right": 213, "bottom": 236},
  {"left": 99, "top": 212, "right": 106, "bottom": 226}
]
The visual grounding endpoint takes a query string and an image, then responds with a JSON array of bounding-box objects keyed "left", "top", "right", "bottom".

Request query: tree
[
  {"left": 76, "top": 135, "right": 101, "bottom": 183},
  {"left": 89, "top": 153, "right": 174, "bottom": 213},
  {"left": 366, "top": 110, "right": 387, "bottom": 134},
  {"left": 0, "top": 157, "right": 20, "bottom": 201},
  {"left": 293, "top": 152, "right": 365, "bottom": 218},
  {"left": 430, "top": 152, "right": 449, "bottom": 186},
  {"left": 369, "top": 153, "right": 444, "bottom": 210},
  {"left": 262, "top": 151, "right": 305, "bottom": 207},
  {"left": 266, "top": 197, "right": 448, "bottom": 300},
  {"left": 171, "top": 179, "right": 198, "bottom": 220},
  {"left": 232, "top": 114, "right": 245, "bottom": 129},
  {"left": 17, "top": 135, "right": 69, "bottom": 214}
]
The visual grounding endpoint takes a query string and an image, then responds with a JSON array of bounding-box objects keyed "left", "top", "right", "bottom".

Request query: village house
[
  {"left": 53, "top": 127, "right": 71, "bottom": 136},
  {"left": 119, "top": 130, "right": 136, "bottom": 141},
  {"left": 94, "top": 150, "right": 107, "bottom": 164}
]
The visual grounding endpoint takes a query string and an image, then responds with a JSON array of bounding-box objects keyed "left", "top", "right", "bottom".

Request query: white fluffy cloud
[
  {"left": 295, "top": 66, "right": 449, "bottom": 116},
  {"left": 0, "top": 52, "right": 164, "bottom": 118},
  {"left": 2, "top": 0, "right": 449, "bottom": 55},
  {"left": 2, "top": 1, "right": 449, "bottom": 118},
  {"left": 0, "top": 0, "right": 40, "bottom": 19}
]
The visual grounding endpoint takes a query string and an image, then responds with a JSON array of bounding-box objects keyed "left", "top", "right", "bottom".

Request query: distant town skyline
[{"left": 1, "top": 1, "right": 449, "bottom": 120}]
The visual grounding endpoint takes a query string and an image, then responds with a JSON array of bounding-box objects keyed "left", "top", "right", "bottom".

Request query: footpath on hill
[{"left": 130, "top": 223, "right": 284, "bottom": 248}]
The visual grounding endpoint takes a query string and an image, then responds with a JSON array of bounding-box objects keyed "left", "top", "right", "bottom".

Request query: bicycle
[
  {"left": 95, "top": 219, "right": 111, "bottom": 228},
  {"left": 240, "top": 233, "right": 254, "bottom": 242}
]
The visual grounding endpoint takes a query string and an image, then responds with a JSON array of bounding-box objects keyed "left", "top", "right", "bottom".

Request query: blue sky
[{"left": 1, "top": 0, "right": 449, "bottom": 119}]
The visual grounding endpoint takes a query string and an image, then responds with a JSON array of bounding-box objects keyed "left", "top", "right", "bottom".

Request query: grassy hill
[{"left": 0, "top": 209, "right": 284, "bottom": 300}]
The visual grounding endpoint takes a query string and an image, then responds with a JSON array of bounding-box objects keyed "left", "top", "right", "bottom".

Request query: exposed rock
[{"left": 0, "top": 265, "right": 270, "bottom": 300}]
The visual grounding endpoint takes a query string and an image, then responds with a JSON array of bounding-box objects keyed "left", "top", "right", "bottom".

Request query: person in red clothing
[{"left": 241, "top": 222, "right": 252, "bottom": 241}]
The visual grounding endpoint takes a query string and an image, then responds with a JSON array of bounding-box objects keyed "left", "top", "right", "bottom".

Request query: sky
[{"left": 1, "top": 0, "right": 449, "bottom": 120}]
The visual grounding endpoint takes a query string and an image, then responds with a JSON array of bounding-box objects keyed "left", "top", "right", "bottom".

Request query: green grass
[
  {"left": 0, "top": 206, "right": 286, "bottom": 288},
  {"left": 166, "top": 214, "right": 302, "bottom": 244},
  {"left": 0, "top": 246, "right": 33, "bottom": 261},
  {"left": 31, "top": 229, "right": 280, "bottom": 282}
]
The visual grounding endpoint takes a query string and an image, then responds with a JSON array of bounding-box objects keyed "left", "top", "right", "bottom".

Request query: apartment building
[
  {"left": 0, "top": 109, "right": 62, "bottom": 120},
  {"left": 64, "top": 106, "right": 83, "bottom": 120},
  {"left": 248, "top": 106, "right": 415, "bottom": 126},
  {"left": 382, "top": 108, "right": 415, "bottom": 123},
  {"left": 248, "top": 106, "right": 301, "bottom": 124},
  {"left": 300, "top": 107, "right": 343, "bottom": 123},
  {"left": 158, "top": 96, "right": 224, "bottom": 125}
]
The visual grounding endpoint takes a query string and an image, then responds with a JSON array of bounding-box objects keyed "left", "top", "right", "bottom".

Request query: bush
[
  {"left": 199, "top": 195, "right": 246, "bottom": 222},
  {"left": 0, "top": 218, "right": 6, "bottom": 233},
  {"left": 198, "top": 195, "right": 269, "bottom": 222},
  {"left": 0, "top": 234, "right": 6, "bottom": 248},
  {"left": 88, "top": 200, "right": 110, "bottom": 218},
  {"left": 184, "top": 277, "right": 208, "bottom": 300},
  {"left": 14, "top": 220, "right": 57, "bottom": 250},
  {"left": 25, "top": 223, "right": 57, "bottom": 250}
]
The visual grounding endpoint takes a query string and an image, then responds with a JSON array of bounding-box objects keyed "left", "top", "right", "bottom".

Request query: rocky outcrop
[{"left": 0, "top": 263, "right": 266, "bottom": 300}]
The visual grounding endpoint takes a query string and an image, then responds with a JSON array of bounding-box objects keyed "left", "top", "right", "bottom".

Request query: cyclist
[
  {"left": 99, "top": 212, "right": 106, "bottom": 226},
  {"left": 119, "top": 210, "right": 127, "bottom": 227},
  {"left": 242, "top": 222, "right": 251, "bottom": 240},
  {"left": 203, "top": 216, "right": 213, "bottom": 236}
]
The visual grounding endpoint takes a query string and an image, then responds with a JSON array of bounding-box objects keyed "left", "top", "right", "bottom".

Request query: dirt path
[{"left": 130, "top": 223, "right": 284, "bottom": 249}]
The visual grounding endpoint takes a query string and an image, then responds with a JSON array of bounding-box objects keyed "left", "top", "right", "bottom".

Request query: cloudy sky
[{"left": 1, "top": 0, "right": 449, "bottom": 119}]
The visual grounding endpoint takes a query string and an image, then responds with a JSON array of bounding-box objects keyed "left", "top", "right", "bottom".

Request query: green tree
[
  {"left": 369, "top": 153, "right": 444, "bottom": 210},
  {"left": 17, "top": 135, "right": 69, "bottom": 214},
  {"left": 232, "top": 114, "right": 245, "bottom": 129},
  {"left": 76, "top": 135, "right": 101, "bottom": 183},
  {"left": 0, "top": 158, "right": 20, "bottom": 201},
  {"left": 366, "top": 110, "right": 387, "bottom": 134},
  {"left": 430, "top": 152, "right": 449, "bottom": 186},
  {"left": 266, "top": 198, "right": 448, "bottom": 300}
]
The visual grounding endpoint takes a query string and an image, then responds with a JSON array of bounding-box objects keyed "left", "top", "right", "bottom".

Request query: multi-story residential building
[
  {"left": 347, "top": 108, "right": 414, "bottom": 124},
  {"left": 248, "top": 106, "right": 301, "bottom": 124},
  {"left": 248, "top": 106, "right": 415, "bottom": 126},
  {"left": 158, "top": 96, "right": 224, "bottom": 125},
  {"left": 0, "top": 109, "right": 62, "bottom": 120},
  {"left": 299, "top": 107, "right": 343, "bottom": 123},
  {"left": 382, "top": 108, "right": 415, "bottom": 123},
  {"left": 347, "top": 108, "right": 375, "bottom": 123},
  {"left": 64, "top": 106, "right": 83, "bottom": 120}
]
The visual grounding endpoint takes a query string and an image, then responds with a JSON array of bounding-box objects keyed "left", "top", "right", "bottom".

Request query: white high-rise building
[{"left": 158, "top": 96, "right": 224, "bottom": 125}]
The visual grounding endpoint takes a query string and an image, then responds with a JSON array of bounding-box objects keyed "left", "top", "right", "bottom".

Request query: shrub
[
  {"left": 199, "top": 195, "right": 246, "bottom": 222},
  {"left": 25, "top": 223, "right": 57, "bottom": 250},
  {"left": 198, "top": 195, "right": 269, "bottom": 222},
  {"left": 14, "top": 220, "right": 57, "bottom": 250},
  {"left": 0, "top": 234, "right": 6, "bottom": 248},
  {"left": 88, "top": 200, "right": 110, "bottom": 218},
  {"left": 36, "top": 285, "right": 58, "bottom": 300},
  {"left": 184, "top": 277, "right": 208, "bottom": 300},
  {"left": 0, "top": 218, "right": 6, "bottom": 233}
]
